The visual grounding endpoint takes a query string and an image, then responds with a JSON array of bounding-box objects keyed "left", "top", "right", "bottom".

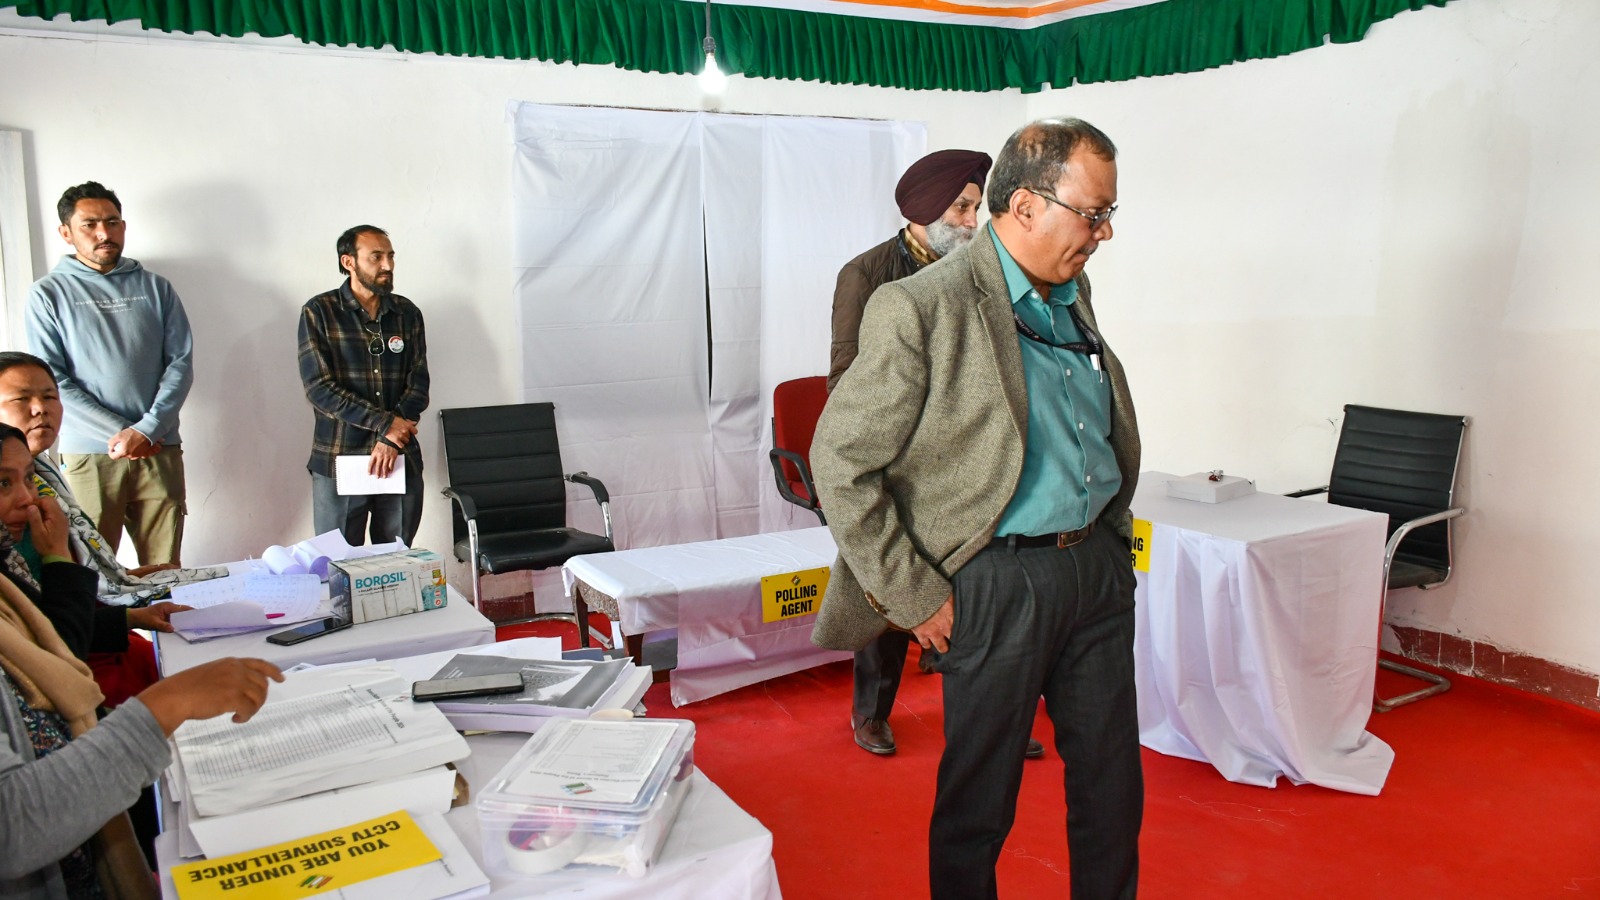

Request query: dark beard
[{"left": 359, "top": 273, "right": 394, "bottom": 297}]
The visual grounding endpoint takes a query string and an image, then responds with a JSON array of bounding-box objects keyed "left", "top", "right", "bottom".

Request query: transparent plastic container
[{"left": 476, "top": 718, "right": 696, "bottom": 880}]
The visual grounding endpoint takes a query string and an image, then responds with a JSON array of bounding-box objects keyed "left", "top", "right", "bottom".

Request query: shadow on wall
[
  {"left": 406, "top": 227, "right": 507, "bottom": 559},
  {"left": 5, "top": 125, "right": 51, "bottom": 282},
  {"left": 143, "top": 180, "right": 309, "bottom": 562}
]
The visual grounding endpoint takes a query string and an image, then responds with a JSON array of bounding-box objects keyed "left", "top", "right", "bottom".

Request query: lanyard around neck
[{"left": 1012, "top": 298, "right": 1104, "bottom": 381}]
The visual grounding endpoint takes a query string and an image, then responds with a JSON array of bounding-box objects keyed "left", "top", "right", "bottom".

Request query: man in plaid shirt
[{"left": 297, "top": 225, "right": 429, "bottom": 545}]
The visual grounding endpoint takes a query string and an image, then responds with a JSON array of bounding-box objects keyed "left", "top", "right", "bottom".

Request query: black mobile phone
[
  {"left": 265, "top": 617, "right": 353, "bottom": 646},
  {"left": 411, "top": 672, "right": 526, "bottom": 702}
]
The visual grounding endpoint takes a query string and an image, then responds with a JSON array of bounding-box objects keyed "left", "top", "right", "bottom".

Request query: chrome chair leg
[{"left": 1375, "top": 659, "right": 1451, "bottom": 712}]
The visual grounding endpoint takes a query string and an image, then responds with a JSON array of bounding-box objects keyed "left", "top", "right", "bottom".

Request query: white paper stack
[
  {"left": 167, "top": 572, "right": 325, "bottom": 642},
  {"left": 383, "top": 638, "right": 653, "bottom": 734},
  {"left": 167, "top": 664, "right": 471, "bottom": 859}
]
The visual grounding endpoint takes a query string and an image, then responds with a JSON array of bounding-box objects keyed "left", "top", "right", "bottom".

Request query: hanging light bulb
[
  {"left": 699, "top": 35, "right": 727, "bottom": 94},
  {"left": 698, "top": 0, "right": 726, "bottom": 94}
]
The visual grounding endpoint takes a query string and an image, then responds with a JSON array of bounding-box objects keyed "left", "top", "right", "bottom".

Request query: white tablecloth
[
  {"left": 1132, "top": 472, "right": 1395, "bottom": 794},
  {"left": 154, "top": 560, "right": 494, "bottom": 675},
  {"left": 563, "top": 529, "right": 850, "bottom": 705},
  {"left": 155, "top": 732, "right": 783, "bottom": 899}
]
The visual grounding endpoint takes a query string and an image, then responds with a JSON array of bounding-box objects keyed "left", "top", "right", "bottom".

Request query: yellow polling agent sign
[
  {"left": 1130, "top": 518, "right": 1152, "bottom": 572},
  {"left": 172, "top": 810, "right": 440, "bottom": 899},
  {"left": 761, "top": 567, "right": 830, "bottom": 622}
]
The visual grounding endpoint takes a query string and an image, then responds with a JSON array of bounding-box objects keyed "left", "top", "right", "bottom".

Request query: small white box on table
[{"left": 1165, "top": 472, "right": 1256, "bottom": 503}]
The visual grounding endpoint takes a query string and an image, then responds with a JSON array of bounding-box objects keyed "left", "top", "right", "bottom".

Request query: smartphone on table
[
  {"left": 266, "top": 617, "right": 353, "bottom": 646},
  {"left": 411, "top": 672, "right": 526, "bottom": 702}
]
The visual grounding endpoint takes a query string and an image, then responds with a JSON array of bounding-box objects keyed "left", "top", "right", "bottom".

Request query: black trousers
[
  {"left": 927, "top": 526, "right": 1143, "bottom": 900},
  {"left": 853, "top": 628, "right": 912, "bottom": 721}
]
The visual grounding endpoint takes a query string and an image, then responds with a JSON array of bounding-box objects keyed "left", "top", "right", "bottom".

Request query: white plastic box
[
  {"left": 476, "top": 718, "right": 696, "bottom": 881},
  {"left": 1165, "top": 472, "right": 1256, "bottom": 503}
]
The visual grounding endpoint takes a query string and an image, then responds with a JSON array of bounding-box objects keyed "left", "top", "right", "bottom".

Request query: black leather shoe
[
  {"left": 1025, "top": 739, "right": 1045, "bottom": 759},
  {"left": 851, "top": 715, "right": 896, "bottom": 755}
]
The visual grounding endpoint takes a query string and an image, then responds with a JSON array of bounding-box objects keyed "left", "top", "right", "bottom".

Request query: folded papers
[
  {"left": 262, "top": 530, "right": 408, "bottom": 581},
  {"left": 169, "top": 573, "right": 324, "bottom": 642}
]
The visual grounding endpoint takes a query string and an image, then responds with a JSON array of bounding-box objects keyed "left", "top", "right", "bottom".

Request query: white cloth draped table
[
  {"left": 563, "top": 528, "right": 849, "bottom": 705},
  {"left": 1131, "top": 471, "right": 1394, "bottom": 795},
  {"left": 156, "top": 732, "right": 783, "bottom": 899}
]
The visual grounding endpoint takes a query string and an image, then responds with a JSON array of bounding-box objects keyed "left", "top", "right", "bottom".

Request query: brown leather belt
[{"left": 989, "top": 522, "right": 1094, "bottom": 551}]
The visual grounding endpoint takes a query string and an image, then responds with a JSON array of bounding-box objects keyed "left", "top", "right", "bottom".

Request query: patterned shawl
[{"left": 33, "top": 453, "right": 227, "bottom": 606}]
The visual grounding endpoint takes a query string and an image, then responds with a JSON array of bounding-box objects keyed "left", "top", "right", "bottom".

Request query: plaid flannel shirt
[{"left": 297, "top": 279, "right": 430, "bottom": 477}]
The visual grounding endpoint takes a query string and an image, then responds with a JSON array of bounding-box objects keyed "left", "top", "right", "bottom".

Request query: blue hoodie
[{"left": 25, "top": 255, "right": 194, "bottom": 454}]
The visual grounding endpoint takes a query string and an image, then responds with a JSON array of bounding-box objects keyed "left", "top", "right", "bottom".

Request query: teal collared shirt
[{"left": 991, "top": 225, "right": 1122, "bottom": 536}]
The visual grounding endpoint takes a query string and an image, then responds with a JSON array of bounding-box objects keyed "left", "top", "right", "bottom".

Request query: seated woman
[
  {"left": 0, "top": 563, "right": 281, "bottom": 897},
  {"left": 0, "top": 353, "right": 227, "bottom": 708},
  {"left": 0, "top": 352, "right": 227, "bottom": 608}
]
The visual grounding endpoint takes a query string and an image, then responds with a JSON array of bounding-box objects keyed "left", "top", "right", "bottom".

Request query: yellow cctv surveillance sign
[
  {"left": 761, "top": 567, "right": 830, "bottom": 622},
  {"left": 172, "top": 810, "right": 440, "bottom": 899}
]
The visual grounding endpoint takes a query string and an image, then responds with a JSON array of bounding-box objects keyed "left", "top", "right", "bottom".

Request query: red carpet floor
[{"left": 500, "top": 620, "right": 1600, "bottom": 898}]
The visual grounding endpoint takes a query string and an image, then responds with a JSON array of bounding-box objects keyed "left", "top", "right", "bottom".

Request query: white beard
[{"left": 926, "top": 219, "right": 976, "bottom": 258}]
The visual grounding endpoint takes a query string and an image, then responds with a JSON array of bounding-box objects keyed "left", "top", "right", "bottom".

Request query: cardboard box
[
  {"left": 1165, "top": 473, "right": 1256, "bottom": 504},
  {"left": 330, "top": 549, "right": 448, "bottom": 624}
]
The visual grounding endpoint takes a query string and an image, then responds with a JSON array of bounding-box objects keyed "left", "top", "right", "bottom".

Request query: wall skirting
[{"left": 1389, "top": 625, "right": 1600, "bottom": 713}]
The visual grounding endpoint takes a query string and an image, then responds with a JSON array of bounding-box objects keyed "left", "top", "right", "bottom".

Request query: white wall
[
  {"left": 1028, "top": 0, "right": 1600, "bottom": 676},
  {"left": 6, "top": 1, "right": 1595, "bottom": 680},
  {"left": 0, "top": 14, "right": 1025, "bottom": 595}
]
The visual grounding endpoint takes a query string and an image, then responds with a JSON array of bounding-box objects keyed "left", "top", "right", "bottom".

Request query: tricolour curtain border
[{"left": 4, "top": 0, "right": 1454, "bottom": 93}]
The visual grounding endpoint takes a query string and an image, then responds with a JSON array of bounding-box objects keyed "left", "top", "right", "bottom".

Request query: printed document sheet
[
  {"left": 506, "top": 719, "right": 679, "bottom": 804},
  {"left": 173, "top": 665, "right": 468, "bottom": 817}
]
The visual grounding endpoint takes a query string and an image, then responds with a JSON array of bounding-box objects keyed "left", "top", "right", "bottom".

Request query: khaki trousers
[{"left": 60, "top": 448, "right": 186, "bottom": 566}]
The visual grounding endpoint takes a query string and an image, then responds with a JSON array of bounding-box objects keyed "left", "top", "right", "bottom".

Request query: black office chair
[
  {"left": 1289, "top": 404, "right": 1469, "bottom": 712},
  {"left": 439, "top": 402, "right": 614, "bottom": 645}
]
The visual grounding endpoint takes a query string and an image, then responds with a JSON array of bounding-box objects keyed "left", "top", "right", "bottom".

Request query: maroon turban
[{"left": 895, "top": 149, "right": 993, "bottom": 226}]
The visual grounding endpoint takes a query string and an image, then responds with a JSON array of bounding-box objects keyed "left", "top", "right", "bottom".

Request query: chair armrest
[
  {"left": 1384, "top": 507, "right": 1465, "bottom": 560},
  {"left": 769, "top": 448, "right": 822, "bottom": 511},
  {"left": 567, "top": 472, "right": 610, "bottom": 505},
  {"left": 1285, "top": 485, "right": 1328, "bottom": 498},
  {"left": 566, "top": 472, "right": 614, "bottom": 543},
  {"left": 440, "top": 486, "right": 480, "bottom": 520}
]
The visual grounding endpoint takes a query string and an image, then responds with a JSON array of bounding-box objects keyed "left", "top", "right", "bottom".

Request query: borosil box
[{"left": 329, "top": 549, "right": 448, "bottom": 624}]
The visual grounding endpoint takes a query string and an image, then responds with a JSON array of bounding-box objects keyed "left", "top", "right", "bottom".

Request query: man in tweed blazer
[{"left": 812, "top": 118, "right": 1142, "bottom": 899}]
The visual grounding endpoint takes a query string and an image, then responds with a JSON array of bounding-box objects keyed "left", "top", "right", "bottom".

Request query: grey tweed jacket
[{"left": 809, "top": 230, "right": 1141, "bottom": 652}]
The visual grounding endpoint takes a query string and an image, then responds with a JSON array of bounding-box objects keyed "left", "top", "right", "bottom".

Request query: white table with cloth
[
  {"left": 563, "top": 528, "right": 850, "bottom": 705},
  {"left": 1131, "top": 471, "right": 1395, "bottom": 795},
  {"left": 154, "top": 560, "right": 495, "bottom": 675},
  {"left": 155, "top": 731, "right": 784, "bottom": 899}
]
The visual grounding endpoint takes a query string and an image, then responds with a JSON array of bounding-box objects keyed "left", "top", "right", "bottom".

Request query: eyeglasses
[
  {"left": 1026, "top": 188, "right": 1117, "bottom": 229},
  {"left": 363, "top": 320, "right": 384, "bottom": 357}
]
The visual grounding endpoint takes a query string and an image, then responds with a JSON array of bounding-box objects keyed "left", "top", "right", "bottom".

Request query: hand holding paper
[{"left": 338, "top": 454, "right": 406, "bottom": 495}]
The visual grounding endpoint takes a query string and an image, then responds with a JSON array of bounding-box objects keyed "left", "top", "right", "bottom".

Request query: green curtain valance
[{"left": 3, "top": 0, "right": 1454, "bottom": 93}]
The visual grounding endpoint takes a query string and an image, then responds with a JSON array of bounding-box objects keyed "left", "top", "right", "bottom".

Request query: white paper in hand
[{"left": 336, "top": 454, "right": 406, "bottom": 495}]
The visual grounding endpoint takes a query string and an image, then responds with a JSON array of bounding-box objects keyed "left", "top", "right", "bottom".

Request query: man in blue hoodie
[{"left": 25, "top": 181, "right": 195, "bottom": 567}]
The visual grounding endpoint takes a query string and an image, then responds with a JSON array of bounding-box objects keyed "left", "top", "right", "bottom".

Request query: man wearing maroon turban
[
  {"left": 827, "top": 148, "right": 1043, "bottom": 761},
  {"left": 828, "top": 149, "right": 990, "bottom": 394}
]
